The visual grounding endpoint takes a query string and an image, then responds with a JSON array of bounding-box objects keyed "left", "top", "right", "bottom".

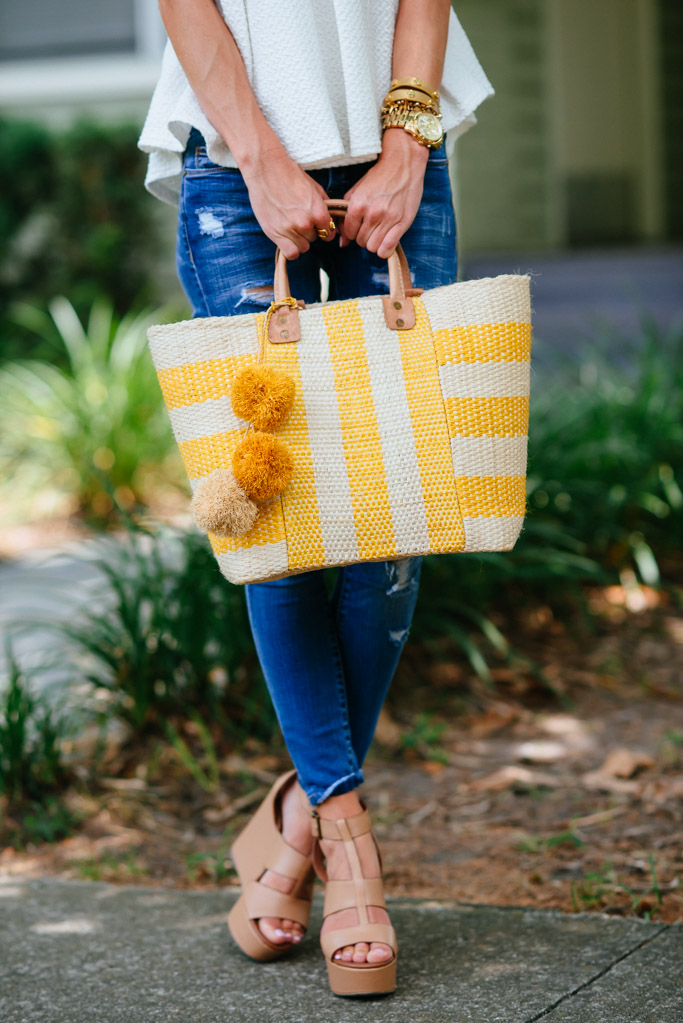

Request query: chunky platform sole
[
  {"left": 226, "top": 895, "right": 288, "bottom": 962},
  {"left": 326, "top": 955, "right": 397, "bottom": 997}
]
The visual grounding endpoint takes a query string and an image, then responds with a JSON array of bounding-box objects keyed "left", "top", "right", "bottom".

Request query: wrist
[
  {"left": 380, "top": 127, "right": 430, "bottom": 166},
  {"left": 212, "top": 111, "right": 290, "bottom": 179},
  {"left": 236, "top": 135, "right": 293, "bottom": 181}
]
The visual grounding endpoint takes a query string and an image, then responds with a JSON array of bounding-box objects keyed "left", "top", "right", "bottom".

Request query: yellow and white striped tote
[{"left": 148, "top": 225, "right": 531, "bottom": 585}]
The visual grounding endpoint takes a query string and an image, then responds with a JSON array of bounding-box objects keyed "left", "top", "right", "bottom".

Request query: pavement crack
[{"left": 523, "top": 924, "right": 671, "bottom": 1022}]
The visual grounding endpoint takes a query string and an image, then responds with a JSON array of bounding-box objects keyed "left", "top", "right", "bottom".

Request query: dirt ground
[{"left": 2, "top": 577, "right": 681, "bottom": 924}]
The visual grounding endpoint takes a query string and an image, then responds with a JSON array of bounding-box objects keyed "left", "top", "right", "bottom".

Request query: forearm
[
  {"left": 380, "top": 0, "right": 450, "bottom": 164},
  {"left": 391, "top": 0, "right": 451, "bottom": 88},
  {"left": 158, "top": 0, "right": 284, "bottom": 175}
]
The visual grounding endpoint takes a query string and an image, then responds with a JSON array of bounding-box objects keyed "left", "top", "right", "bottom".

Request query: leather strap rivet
[
  {"left": 281, "top": 330, "right": 289, "bottom": 339},
  {"left": 278, "top": 315, "right": 287, "bottom": 324},
  {"left": 396, "top": 318, "right": 404, "bottom": 328},
  {"left": 393, "top": 301, "right": 402, "bottom": 310}
]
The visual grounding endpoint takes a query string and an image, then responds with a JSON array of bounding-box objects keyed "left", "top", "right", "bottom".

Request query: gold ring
[{"left": 316, "top": 218, "right": 336, "bottom": 239}]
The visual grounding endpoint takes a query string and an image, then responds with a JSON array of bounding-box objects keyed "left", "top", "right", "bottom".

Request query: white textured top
[{"left": 138, "top": 0, "right": 494, "bottom": 205}]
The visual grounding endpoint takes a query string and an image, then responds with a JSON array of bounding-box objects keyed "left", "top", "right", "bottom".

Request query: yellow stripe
[
  {"left": 178, "top": 431, "right": 241, "bottom": 480},
  {"left": 259, "top": 312, "right": 325, "bottom": 570},
  {"left": 456, "top": 476, "right": 527, "bottom": 518},
  {"left": 322, "top": 300, "right": 397, "bottom": 560},
  {"left": 434, "top": 322, "right": 531, "bottom": 366},
  {"left": 396, "top": 297, "right": 465, "bottom": 552},
  {"left": 208, "top": 504, "right": 285, "bottom": 554},
  {"left": 157, "top": 355, "right": 253, "bottom": 410},
  {"left": 446, "top": 396, "right": 529, "bottom": 437},
  {"left": 178, "top": 429, "right": 286, "bottom": 552}
]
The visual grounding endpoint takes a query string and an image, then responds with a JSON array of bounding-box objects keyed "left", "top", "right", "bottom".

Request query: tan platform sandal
[
  {"left": 310, "top": 805, "right": 397, "bottom": 997},
  {"left": 228, "top": 769, "right": 315, "bottom": 961}
]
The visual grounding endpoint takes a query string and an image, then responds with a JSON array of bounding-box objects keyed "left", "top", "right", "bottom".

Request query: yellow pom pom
[
  {"left": 232, "top": 431, "right": 293, "bottom": 501},
  {"left": 191, "top": 469, "right": 258, "bottom": 537},
  {"left": 231, "top": 364, "right": 296, "bottom": 431}
]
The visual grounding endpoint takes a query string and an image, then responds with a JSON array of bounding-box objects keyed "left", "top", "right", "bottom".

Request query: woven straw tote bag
[{"left": 147, "top": 200, "right": 532, "bottom": 585}]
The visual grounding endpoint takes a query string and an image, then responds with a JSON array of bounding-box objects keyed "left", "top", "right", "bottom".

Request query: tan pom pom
[
  {"left": 232, "top": 431, "right": 293, "bottom": 501},
  {"left": 231, "top": 364, "right": 296, "bottom": 430},
  {"left": 191, "top": 469, "right": 258, "bottom": 537}
]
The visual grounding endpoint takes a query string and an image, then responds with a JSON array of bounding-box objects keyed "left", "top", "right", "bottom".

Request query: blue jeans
[{"left": 176, "top": 128, "right": 458, "bottom": 804}]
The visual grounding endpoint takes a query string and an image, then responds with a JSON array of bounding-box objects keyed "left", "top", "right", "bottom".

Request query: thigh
[
  {"left": 325, "top": 144, "right": 457, "bottom": 301},
  {"left": 176, "top": 141, "right": 323, "bottom": 317}
]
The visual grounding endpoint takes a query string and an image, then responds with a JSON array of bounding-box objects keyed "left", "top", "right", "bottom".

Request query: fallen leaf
[
  {"left": 467, "top": 765, "right": 560, "bottom": 792},
  {"left": 601, "top": 749, "right": 655, "bottom": 779},
  {"left": 469, "top": 702, "right": 518, "bottom": 738},
  {"left": 515, "top": 740, "right": 567, "bottom": 764},
  {"left": 581, "top": 769, "right": 641, "bottom": 794}
]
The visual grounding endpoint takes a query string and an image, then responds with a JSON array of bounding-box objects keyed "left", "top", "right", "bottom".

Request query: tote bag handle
[{"left": 268, "top": 199, "right": 421, "bottom": 343}]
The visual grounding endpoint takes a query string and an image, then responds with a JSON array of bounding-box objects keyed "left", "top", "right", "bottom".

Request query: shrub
[
  {"left": 0, "top": 296, "right": 182, "bottom": 524},
  {"left": 51, "top": 524, "right": 276, "bottom": 741},
  {"left": 526, "top": 325, "right": 683, "bottom": 583},
  {"left": 0, "top": 117, "right": 162, "bottom": 363}
]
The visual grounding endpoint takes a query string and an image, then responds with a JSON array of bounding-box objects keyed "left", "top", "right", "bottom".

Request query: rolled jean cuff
[{"left": 304, "top": 768, "right": 365, "bottom": 807}]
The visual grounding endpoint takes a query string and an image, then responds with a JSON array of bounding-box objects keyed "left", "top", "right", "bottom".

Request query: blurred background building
[{"left": 0, "top": 0, "right": 680, "bottom": 254}]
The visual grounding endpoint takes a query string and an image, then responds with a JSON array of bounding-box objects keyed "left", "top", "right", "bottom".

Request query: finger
[
  {"left": 277, "top": 232, "right": 310, "bottom": 260},
  {"left": 342, "top": 202, "right": 363, "bottom": 243},
  {"left": 356, "top": 213, "right": 381, "bottom": 250},
  {"left": 376, "top": 223, "right": 406, "bottom": 261},
  {"left": 365, "top": 220, "right": 400, "bottom": 256}
]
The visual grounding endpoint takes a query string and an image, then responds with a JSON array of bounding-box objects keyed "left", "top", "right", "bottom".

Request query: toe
[
  {"left": 367, "top": 942, "right": 392, "bottom": 963},
  {"left": 352, "top": 941, "right": 369, "bottom": 964},
  {"left": 258, "top": 917, "right": 291, "bottom": 945},
  {"left": 341, "top": 943, "right": 355, "bottom": 962},
  {"left": 280, "top": 918, "right": 295, "bottom": 935}
]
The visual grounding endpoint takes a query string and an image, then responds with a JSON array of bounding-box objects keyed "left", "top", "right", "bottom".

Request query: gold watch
[{"left": 381, "top": 104, "right": 444, "bottom": 151}]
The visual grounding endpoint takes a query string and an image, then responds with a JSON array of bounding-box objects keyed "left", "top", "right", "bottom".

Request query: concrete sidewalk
[{"left": 1, "top": 877, "right": 679, "bottom": 1023}]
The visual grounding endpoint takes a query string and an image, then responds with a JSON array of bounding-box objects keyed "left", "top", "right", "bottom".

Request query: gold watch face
[{"left": 415, "top": 112, "right": 443, "bottom": 143}]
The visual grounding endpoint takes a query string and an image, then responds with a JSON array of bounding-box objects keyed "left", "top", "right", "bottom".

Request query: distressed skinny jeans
[{"left": 176, "top": 128, "right": 458, "bottom": 804}]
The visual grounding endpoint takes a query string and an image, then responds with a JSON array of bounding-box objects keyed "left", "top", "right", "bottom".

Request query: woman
[{"left": 139, "top": 0, "right": 492, "bottom": 997}]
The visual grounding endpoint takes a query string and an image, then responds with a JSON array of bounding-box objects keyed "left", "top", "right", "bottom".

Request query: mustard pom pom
[
  {"left": 231, "top": 364, "right": 296, "bottom": 431},
  {"left": 191, "top": 469, "right": 258, "bottom": 537},
  {"left": 232, "top": 431, "right": 293, "bottom": 501}
]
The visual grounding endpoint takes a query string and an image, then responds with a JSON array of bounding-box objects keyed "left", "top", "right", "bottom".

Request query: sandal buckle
[{"left": 311, "top": 810, "right": 323, "bottom": 839}]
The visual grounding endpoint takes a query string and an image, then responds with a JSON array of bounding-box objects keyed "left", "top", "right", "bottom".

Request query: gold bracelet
[
  {"left": 380, "top": 101, "right": 443, "bottom": 135},
  {"left": 382, "top": 88, "right": 440, "bottom": 112},
  {"left": 380, "top": 100, "right": 440, "bottom": 128},
  {"left": 388, "top": 76, "right": 440, "bottom": 102}
]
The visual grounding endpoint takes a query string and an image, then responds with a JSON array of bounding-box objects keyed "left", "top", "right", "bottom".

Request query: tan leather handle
[{"left": 270, "top": 199, "right": 419, "bottom": 338}]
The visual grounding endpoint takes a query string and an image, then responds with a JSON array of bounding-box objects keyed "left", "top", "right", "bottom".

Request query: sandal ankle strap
[{"left": 310, "top": 807, "right": 372, "bottom": 840}]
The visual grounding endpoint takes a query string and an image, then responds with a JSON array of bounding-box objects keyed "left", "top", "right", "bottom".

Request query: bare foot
[
  {"left": 256, "top": 778, "right": 314, "bottom": 947},
  {"left": 318, "top": 791, "right": 393, "bottom": 965}
]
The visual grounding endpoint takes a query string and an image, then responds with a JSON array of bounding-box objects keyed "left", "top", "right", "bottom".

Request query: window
[{"left": 0, "top": 0, "right": 164, "bottom": 62}]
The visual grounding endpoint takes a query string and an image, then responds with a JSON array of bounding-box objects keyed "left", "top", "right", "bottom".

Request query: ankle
[{"left": 316, "top": 790, "right": 363, "bottom": 821}]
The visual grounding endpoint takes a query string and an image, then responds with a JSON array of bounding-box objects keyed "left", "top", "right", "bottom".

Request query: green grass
[
  {"left": 48, "top": 522, "right": 277, "bottom": 741},
  {"left": 569, "top": 855, "right": 664, "bottom": 918},
  {"left": 71, "top": 849, "right": 145, "bottom": 882},
  {"left": 0, "top": 641, "right": 69, "bottom": 806}
]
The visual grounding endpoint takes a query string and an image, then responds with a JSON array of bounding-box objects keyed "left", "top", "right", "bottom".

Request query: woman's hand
[
  {"left": 340, "top": 129, "right": 430, "bottom": 260},
  {"left": 241, "top": 148, "right": 334, "bottom": 261}
]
